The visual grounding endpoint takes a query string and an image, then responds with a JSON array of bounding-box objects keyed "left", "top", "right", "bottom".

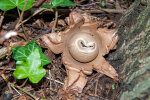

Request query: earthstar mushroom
[{"left": 41, "top": 12, "right": 118, "bottom": 93}]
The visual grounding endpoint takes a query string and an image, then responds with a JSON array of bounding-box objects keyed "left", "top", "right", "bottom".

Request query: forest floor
[{"left": 0, "top": 0, "right": 134, "bottom": 100}]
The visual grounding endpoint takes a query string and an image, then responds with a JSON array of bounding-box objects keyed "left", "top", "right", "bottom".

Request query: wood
[{"left": 110, "top": 0, "right": 150, "bottom": 99}]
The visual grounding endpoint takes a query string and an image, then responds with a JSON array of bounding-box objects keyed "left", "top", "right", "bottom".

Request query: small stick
[
  {"left": 84, "top": 73, "right": 103, "bottom": 92},
  {"left": 33, "top": 0, "right": 46, "bottom": 7},
  {"left": 52, "top": 8, "right": 58, "bottom": 32},
  {"left": 15, "top": 0, "right": 29, "bottom": 40},
  {"left": 13, "top": 89, "right": 33, "bottom": 98},
  {"left": 16, "top": 8, "right": 47, "bottom": 28},
  {"left": 94, "top": 80, "right": 99, "bottom": 96},
  {"left": 19, "top": 78, "right": 28, "bottom": 88},
  {"left": 15, "top": 86, "right": 39, "bottom": 100},
  {"left": 1, "top": 74, "right": 13, "bottom": 93},
  {"left": 0, "top": 67, "right": 15, "bottom": 71},
  {"left": 11, "top": 85, "right": 22, "bottom": 96},
  {"left": 45, "top": 76, "right": 64, "bottom": 85},
  {"left": 48, "top": 70, "right": 58, "bottom": 88},
  {"left": 49, "top": 70, "right": 52, "bottom": 89},
  {"left": 15, "top": 0, "right": 28, "bottom": 30},
  {"left": 0, "top": 67, "right": 7, "bottom": 76},
  {"left": 0, "top": 11, "right": 6, "bottom": 28}
]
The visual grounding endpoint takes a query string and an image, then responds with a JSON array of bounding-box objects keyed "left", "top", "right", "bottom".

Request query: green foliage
[
  {"left": 41, "top": 0, "right": 75, "bottom": 9},
  {"left": 101, "top": 0, "right": 106, "bottom": 7},
  {"left": 0, "top": 0, "right": 35, "bottom": 11},
  {"left": 112, "top": 84, "right": 115, "bottom": 89},
  {"left": 12, "top": 40, "right": 50, "bottom": 83}
]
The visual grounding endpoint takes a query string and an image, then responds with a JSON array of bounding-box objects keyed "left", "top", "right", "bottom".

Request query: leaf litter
[{"left": 0, "top": 0, "right": 133, "bottom": 100}]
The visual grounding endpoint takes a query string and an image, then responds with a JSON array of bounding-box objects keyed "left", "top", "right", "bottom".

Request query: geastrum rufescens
[{"left": 41, "top": 12, "right": 118, "bottom": 93}]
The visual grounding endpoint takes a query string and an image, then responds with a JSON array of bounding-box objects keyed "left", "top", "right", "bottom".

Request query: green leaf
[
  {"left": 25, "top": 40, "right": 40, "bottom": 54},
  {"left": 12, "top": 40, "right": 50, "bottom": 83},
  {"left": 13, "top": 48, "right": 46, "bottom": 83},
  {"left": 41, "top": 0, "right": 75, "bottom": 8},
  {"left": 11, "top": 47, "right": 20, "bottom": 53},
  {"left": 52, "top": 0, "right": 76, "bottom": 7},
  {"left": 112, "top": 84, "right": 115, "bottom": 89},
  {"left": 0, "top": 0, "right": 35, "bottom": 11},
  {"left": 41, "top": 4, "right": 53, "bottom": 9},
  {"left": 25, "top": 40, "right": 50, "bottom": 66},
  {"left": 0, "top": 0, "right": 16, "bottom": 11},
  {"left": 40, "top": 52, "right": 51, "bottom": 66},
  {"left": 12, "top": 47, "right": 29, "bottom": 61}
]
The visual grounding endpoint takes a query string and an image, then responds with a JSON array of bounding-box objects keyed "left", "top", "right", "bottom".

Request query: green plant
[
  {"left": 0, "top": 0, "right": 35, "bottom": 11},
  {"left": 11, "top": 40, "right": 50, "bottom": 83},
  {"left": 41, "top": 0, "right": 76, "bottom": 32},
  {"left": 101, "top": 0, "right": 106, "bottom": 7},
  {"left": 41, "top": 0, "right": 75, "bottom": 8}
]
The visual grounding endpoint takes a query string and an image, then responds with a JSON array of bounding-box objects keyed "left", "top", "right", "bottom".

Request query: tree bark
[{"left": 112, "top": 0, "right": 150, "bottom": 100}]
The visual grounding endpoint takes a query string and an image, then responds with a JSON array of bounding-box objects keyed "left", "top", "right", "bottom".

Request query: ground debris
[{"left": 0, "top": 0, "right": 133, "bottom": 99}]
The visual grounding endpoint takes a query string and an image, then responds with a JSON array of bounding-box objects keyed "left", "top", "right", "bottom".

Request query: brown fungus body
[
  {"left": 41, "top": 12, "right": 118, "bottom": 93},
  {"left": 68, "top": 32, "right": 99, "bottom": 63}
]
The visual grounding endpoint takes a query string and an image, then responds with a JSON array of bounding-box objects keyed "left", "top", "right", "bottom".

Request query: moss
[
  {"left": 127, "top": 57, "right": 150, "bottom": 83},
  {"left": 117, "top": 1, "right": 150, "bottom": 100},
  {"left": 120, "top": 78, "right": 150, "bottom": 100}
]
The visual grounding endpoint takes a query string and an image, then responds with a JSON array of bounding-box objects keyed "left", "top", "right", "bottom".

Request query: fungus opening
[
  {"left": 68, "top": 33, "right": 99, "bottom": 63},
  {"left": 80, "top": 41, "right": 95, "bottom": 48}
]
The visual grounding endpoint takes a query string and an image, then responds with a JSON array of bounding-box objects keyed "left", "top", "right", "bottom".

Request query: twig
[
  {"left": 17, "top": 9, "right": 27, "bottom": 40},
  {"left": 1, "top": 74, "right": 22, "bottom": 99},
  {"left": 0, "top": 11, "right": 6, "bottom": 28},
  {"left": 0, "top": 67, "right": 7, "bottom": 76},
  {"left": 45, "top": 76, "right": 64, "bottom": 85},
  {"left": 15, "top": 0, "right": 28, "bottom": 40},
  {"left": 19, "top": 78, "right": 28, "bottom": 88},
  {"left": 15, "top": 86, "right": 39, "bottom": 100},
  {"left": 48, "top": 70, "right": 58, "bottom": 88},
  {"left": 0, "top": 61, "right": 15, "bottom": 75},
  {"left": 11, "top": 85, "right": 22, "bottom": 96},
  {"left": 1, "top": 74, "right": 13, "bottom": 93},
  {"left": 33, "top": 0, "right": 46, "bottom": 7},
  {"left": 49, "top": 70, "right": 52, "bottom": 90},
  {"left": 41, "top": 89, "right": 46, "bottom": 99},
  {"left": 94, "top": 80, "right": 99, "bottom": 96},
  {"left": 84, "top": 73, "right": 103, "bottom": 92},
  {"left": 16, "top": 8, "right": 70, "bottom": 29},
  {"left": 52, "top": 8, "right": 58, "bottom": 32},
  {"left": 0, "top": 67, "right": 15, "bottom": 71},
  {"left": 15, "top": 0, "right": 28, "bottom": 30},
  {"left": 13, "top": 89, "right": 34, "bottom": 98},
  {"left": 16, "top": 8, "right": 47, "bottom": 28}
]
